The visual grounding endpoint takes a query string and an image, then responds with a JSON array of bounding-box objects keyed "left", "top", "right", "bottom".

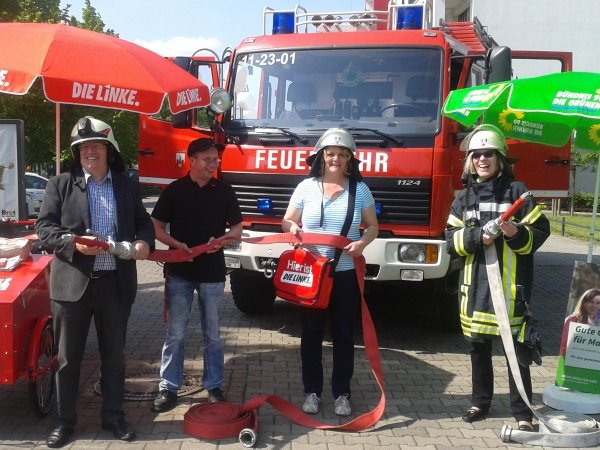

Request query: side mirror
[
  {"left": 486, "top": 46, "right": 512, "bottom": 83},
  {"left": 173, "top": 56, "right": 192, "bottom": 72}
]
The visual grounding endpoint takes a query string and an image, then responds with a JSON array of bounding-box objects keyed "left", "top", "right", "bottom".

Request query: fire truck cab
[{"left": 138, "top": 0, "right": 571, "bottom": 327}]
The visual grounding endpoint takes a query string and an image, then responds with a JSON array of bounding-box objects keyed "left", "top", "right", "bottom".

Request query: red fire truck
[{"left": 138, "top": 1, "right": 571, "bottom": 327}]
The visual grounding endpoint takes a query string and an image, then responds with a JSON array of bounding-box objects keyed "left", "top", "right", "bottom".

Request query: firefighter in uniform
[{"left": 445, "top": 124, "right": 549, "bottom": 432}]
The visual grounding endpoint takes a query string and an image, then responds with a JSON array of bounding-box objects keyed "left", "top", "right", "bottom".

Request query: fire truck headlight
[
  {"left": 210, "top": 88, "right": 232, "bottom": 114},
  {"left": 400, "top": 269, "right": 423, "bottom": 281},
  {"left": 225, "top": 240, "right": 242, "bottom": 252},
  {"left": 225, "top": 257, "right": 241, "bottom": 269},
  {"left": 399, "top": 244, "right": 425, "bottom": 263},
  {"left": 398, "top": 244, "right": 439, "bottom": 264}
]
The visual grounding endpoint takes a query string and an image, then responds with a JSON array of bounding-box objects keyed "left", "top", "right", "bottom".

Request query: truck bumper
[
  {"left": 225, "top": 232, "right": 451, "bottom": 282},
  {"left": 361, "top": 237, "right": 451, "bottom": 281},
  {"left": 224, "top": 231, "right": 294, "bottom": 272}
]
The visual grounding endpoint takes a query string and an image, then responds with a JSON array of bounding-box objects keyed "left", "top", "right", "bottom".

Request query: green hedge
[{"left": 560, "top": 193, "right": 599, "bottom": 212}]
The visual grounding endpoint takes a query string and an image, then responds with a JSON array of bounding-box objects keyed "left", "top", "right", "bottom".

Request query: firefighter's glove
[
  {"left": 516, "top": 316, "right": 543, "bottom": 367},
  {"left": 482, "top": 219, "right": 502, "bottom": 239},
  {"left": 516, "top": 341, "right": 542, "bottom": 367}
]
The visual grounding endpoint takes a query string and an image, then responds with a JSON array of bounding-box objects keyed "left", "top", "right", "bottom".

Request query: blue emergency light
[
  {"left": 257, "top": 198, "right": 273, "bottom": 212},
  {"left": 272, "top": 12, "right": 295, "bottom": 34},
  {"left": 396, "top": 6, "right": 423, "bottom": 30},
  {"left": 375, "top": 202, "right": 382, "bottom": 216}
]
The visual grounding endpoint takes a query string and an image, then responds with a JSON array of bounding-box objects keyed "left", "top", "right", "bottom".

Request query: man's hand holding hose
[{"left": 64, "top": 229, "right": 150, "bottom": 260}]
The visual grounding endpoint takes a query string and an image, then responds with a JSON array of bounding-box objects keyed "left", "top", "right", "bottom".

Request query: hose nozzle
[{"left": 238, "top": 428, "right": 257, "bottom": 447}]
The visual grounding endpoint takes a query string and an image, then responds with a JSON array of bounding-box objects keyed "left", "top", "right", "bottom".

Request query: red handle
[{"left": 500, "top": 191, "right": 532, "bottom": 222}]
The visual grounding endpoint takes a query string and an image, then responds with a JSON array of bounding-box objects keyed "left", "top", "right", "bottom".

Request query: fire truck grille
[
  {"left": 223, "top": 174, "right": 431, "bottom": 226},
  {"left": 370, "top": 186, "right": 430, "bottom": 225}
]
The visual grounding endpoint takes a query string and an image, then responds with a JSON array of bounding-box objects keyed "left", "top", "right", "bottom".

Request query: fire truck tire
[
  {"left": 29, "top": 320, "right": 56, "bottom": 417},
  {"left": 230, "top": 269, "right": 276, "bottom": 314}
]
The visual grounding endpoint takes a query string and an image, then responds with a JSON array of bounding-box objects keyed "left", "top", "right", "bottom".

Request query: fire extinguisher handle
[{"left": 500, "top": 191, "right": 532, "bottom": 222}]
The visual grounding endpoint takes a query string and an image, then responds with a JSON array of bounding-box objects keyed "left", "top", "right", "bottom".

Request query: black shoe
[
  {"left": 101, "top": 418, "right": 136, "bottom": 441},
  {"left": 46, "top": 425, "right": 73, "bottom": 448},
  {"left": 207, "top": 388, "right": 226, "bottom": 403},
  {"left": 462, "top": 406, "right": 487, "bottom": 423},
  {"left": 518, "top": 420, "right": 534, "bottom": 431},
  {"left": 151, "top": 389, "right": 177, "bottom": 413}
]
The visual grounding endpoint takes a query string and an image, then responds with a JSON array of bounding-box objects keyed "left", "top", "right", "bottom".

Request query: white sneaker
[
  {"left": 334, "top": 394, "right": 352, "bottom": 416},
  {"left": 302, "top": 393, "right": 321, "bottom": 414}
]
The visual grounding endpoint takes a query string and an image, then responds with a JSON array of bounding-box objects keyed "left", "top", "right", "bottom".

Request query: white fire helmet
[
  {"left": 314, "top": 128, "right": 357, "bottom": 154},
  {"left": 461, "top": 124, "right": 507, "bottom": 157},
  {"left": 70, "top": 116, "right": 120, "bottom": 153}
]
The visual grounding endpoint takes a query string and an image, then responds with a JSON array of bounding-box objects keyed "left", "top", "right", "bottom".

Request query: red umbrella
[
  {"left": 0, "top": 22, "right": 209, "bottom": 114},
  {"left": 0, "top": 23, "right": 211, "bottom": 173}
]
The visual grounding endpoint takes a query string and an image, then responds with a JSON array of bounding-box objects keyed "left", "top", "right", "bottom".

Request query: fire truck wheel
[
  {"left": 230, "top": 269, "right": 276, "bottom": 314},
  {"left": 29, "top": 321, "right": 56, "bottom": 417}
]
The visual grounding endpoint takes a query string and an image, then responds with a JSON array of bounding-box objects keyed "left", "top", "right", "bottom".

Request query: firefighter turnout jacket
[{"left": 445, "top": 176, "right": 550, "bottom": 341}]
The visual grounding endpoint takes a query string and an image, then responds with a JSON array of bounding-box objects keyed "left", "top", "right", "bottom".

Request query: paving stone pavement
[{"left": 1, "top": 201, "right": 599, "bottom": 449}]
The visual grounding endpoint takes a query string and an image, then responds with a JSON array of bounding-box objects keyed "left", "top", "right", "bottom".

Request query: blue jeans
[{"left": 159, "top": 274, "right": 225, "bottom": 392}]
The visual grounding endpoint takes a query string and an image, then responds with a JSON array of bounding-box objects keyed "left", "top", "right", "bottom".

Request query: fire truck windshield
[{"left": 228, "top": 47, "right": 442, "bottom": 137}]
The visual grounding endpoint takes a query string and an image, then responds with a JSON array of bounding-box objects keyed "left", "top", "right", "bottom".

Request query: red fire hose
[
  {"left": 153, "top": 232, "right": 385, "bottom": 447},
  {"left": 183, "top": 402, "right": 257, "bottom": 444}
]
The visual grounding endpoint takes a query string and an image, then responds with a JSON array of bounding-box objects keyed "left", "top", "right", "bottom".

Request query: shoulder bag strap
[{"left": 330, "top": 178, "right": 357, "bottom": 272}]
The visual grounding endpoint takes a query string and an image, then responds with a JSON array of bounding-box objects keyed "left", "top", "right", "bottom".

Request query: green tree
[
  {"left": 0, "top": 0, "right": 69, "bottom": 23},
  {"left": 79, "top": 0, "right": 117, "bottom": 35}
]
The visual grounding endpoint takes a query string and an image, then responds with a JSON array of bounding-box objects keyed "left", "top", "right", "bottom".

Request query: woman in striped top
[{"left": 282, "top": 128, "right": 378, "bottom": 417}]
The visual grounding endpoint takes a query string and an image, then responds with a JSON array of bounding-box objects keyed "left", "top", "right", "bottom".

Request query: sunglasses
[{"left": 472, "top": 150, "right": 496, "bottom": 159}]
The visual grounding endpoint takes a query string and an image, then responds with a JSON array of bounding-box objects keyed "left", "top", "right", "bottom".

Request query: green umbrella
[{"left": 442, "top": 71, "right": 600, "bottom": 262}]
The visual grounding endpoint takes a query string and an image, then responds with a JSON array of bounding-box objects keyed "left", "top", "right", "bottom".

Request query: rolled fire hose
[
  {"left": 154, "top": 232, "right": 386, "bottom": 447},
  {"left": 183, "top": 402, "right": 258, "bottom": 446},
  {"left": 484, "top": 245, "right": 600, "bottom": 447}
]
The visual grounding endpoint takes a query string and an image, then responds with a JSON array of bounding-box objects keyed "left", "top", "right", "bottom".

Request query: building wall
[
  {"left": 575, "top": 170, "right": 599, "bottom": 194},
  {"left": 470, "top": 0, "right": 599, "bottom": 193},
  {"left": 471, "top": 0, "right": 599, "bottom": 73}
]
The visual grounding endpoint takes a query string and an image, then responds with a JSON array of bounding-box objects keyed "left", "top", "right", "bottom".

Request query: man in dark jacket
[{"left": 36, "top": 116, "right": 155, "bottom": 448}]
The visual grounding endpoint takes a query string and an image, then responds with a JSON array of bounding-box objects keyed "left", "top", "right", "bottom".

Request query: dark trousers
[
  {"left": 470, "top": 338, "right": 533, "bottom": 421},
  {"left": 300, "top": 269, "right": 360, "bottom": 399},
  {"left": 51, "top": 273, "right": 132, "bottom": 427}
]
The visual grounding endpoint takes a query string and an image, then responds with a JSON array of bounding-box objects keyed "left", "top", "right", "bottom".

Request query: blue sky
[{"left": 61, "top": 1, "right": 364, "bottom": 56}]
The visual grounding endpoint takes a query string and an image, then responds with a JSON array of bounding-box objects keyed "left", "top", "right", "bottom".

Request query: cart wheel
[{"left": 29, "top": 321, "right": 56, "bottom": 417}]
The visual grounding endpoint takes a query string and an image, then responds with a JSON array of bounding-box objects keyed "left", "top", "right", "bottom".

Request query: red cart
[{"left": 0, "top": 250, "right": 56, "bottom": 416}]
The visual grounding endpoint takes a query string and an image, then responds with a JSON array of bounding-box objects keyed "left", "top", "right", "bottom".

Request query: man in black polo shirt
[{"left": 150, "top": 138, "right": 242, "bottom": 412}]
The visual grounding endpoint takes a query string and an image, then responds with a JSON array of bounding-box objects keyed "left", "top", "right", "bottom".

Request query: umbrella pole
[
  {"left": 55, "top": 103, "right": 61, "bottom": 175},
  {"left": 587, "top": 155, "right": 600, "bottom": 263}
]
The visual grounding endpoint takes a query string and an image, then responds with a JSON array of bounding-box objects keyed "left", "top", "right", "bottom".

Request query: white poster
[
  {"left": 565, "top": 322, "right": 600, "bottom": 371},
  {"left": 0, "top": 121, "right": 25, "bottom": 220}
]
